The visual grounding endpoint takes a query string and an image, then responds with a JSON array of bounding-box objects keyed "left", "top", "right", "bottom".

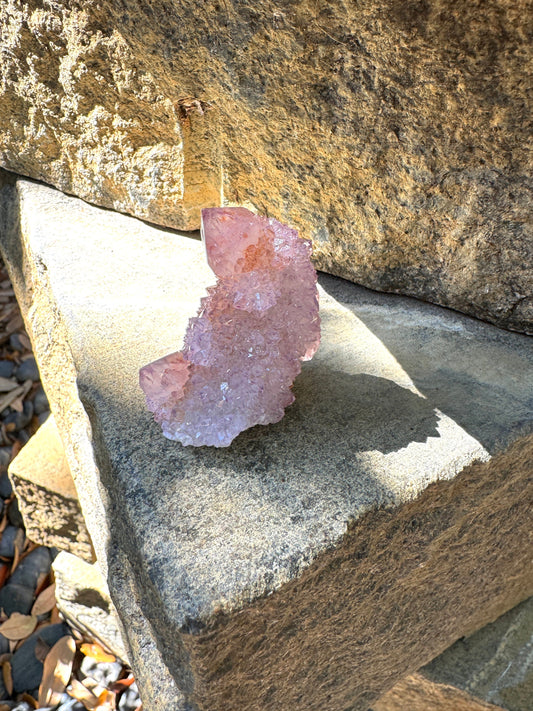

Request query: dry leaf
[
  {"left": 0, "top": 563, "right": 10, "bottom": 588},
  {"left": 110, "top": 675, "right": 136, "bottom": 693},
  {"left": 80, "top": 642, "right": 116, "bottom": 663},
  {"left": 50, "top": 606, "right": 62, "bottom": 624},
  {"left": 34, "top": 572, "right": 51, "bottom": 599},
  {"left": 9, "top": 439, "right": 21, "bottom": 461},
  {"left": 96, "top": 689, "right": 116, "bottom": 710},
  {"left": 38, "top": 635, "right": 76, "bottom": 708},
  {"left": 82, "top": 676, "right": 100, "bottom": 691},
  {"left": 0, "top": 654, "right": 10, "bottom": 665},
  {"left": 34, "top": 636, "right": 51, "bottom": 663},
  {"left": 0, "top": 377, "right": 18, "bottom": 393},
  {"left": 1, "top": 661, "right": 12, "bottom": 696},
  {"left": 18, "top": 333, "right": 32, "bottom": 350},
  {"left": 5, "top": 314, "right": 22, "bottom": 334},
  {"left": 0, "top": 385, "right": 24, "bottom": 414},
  {"left": 31, "top": 583, "right": 57, "bottom": 616},
  {"left": 20, "top": 693, "right": 38, "bottom": 709},
  {"left": 10, "top": 529, "right": 26, "bottom": 575},
  {"left": 8, "top": 396, "right": 23, "bottom": 413},
  {"left": 0, "top": 612, "right": 37, "bottom": 640},
  {"left": 69, "top": 678, "right": 100, "bottom": 710}
]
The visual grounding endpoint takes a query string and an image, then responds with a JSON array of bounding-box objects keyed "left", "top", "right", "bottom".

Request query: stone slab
[
  {"left": 373, "top": 672, "right": 506, "bottom": 711},
  {"left": 53, "top": 551, "right": 130, "bottom": 664},
  {"left": 8, "top": 413, "right": 94, "bottom": 562},
  {"left": 375, "top": 596, "right": 533, "bottom": 711},
  {"left": 421, "top": 596, "right": 533, "bottom": 711},
  {"left": 0, "top": 2, "right": 532, "bottom": 332},
  {"left": 0, "top": 173, "right": 532, "bottom": 710}
]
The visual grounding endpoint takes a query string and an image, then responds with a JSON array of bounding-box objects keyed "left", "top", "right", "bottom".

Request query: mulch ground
[{"left": 0, "top": 261, "right": 141, "bottom": 711}]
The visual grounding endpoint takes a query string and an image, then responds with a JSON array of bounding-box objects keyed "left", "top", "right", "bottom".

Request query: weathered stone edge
[
  {"left": 0, "top": 171, "right": 187, "bottom": 711},
  {"left": 183, "top": 435, "right": 533, "bottom": 711}
]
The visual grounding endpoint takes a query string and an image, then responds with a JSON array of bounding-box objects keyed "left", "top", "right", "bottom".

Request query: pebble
[
  {"left": 56, "top": 697, "right": 84, "bottom": 711},
  {"left": 8, "top": 334, "right": 24, "bottom": 352},
  {"left": 80, "top": 657, "right": 123, "bottom": 685},
  {"left": 119, "top": 681, "right": 141, "bottom": 710},
  {"left": 16, "top": 429, "right": 31, "bottom": 445},
  {"left": 11, "top": 622, "right": 72, "bottom": 693},
  {"left": 0, "top": 447, "right": 12, "bottom": 469},
  {"left": 0, "top": 524, "right": 18, "bottom": 557},
  {"left": 0, "top": 583, "right": 34, "bottom": 616},
  {"left": 0, "top": 471, "right": 13, "bottom": 498},
  {"left": 37, "top": 411, "right": 50, "bottom": 425},
  {"left": 0, "top": 674, "right": 7, "bottom": 702},
  {"left": 9, "top": 546, "right": 53, "bottom": 590},
  {"left": 14, "top": 357, "right": 40, "bottom": 383},
  {"left": 0, "top": 360, "right": 15, "bottom": 378},
  {"left": 3, "top": 400, "right": 33, "bottom": 431},
  {"left": 7, "top": 497, "right": 23, "bottom": 528},
  {"left": 33, "top": 385, "right": 49, "bottom": 415}
]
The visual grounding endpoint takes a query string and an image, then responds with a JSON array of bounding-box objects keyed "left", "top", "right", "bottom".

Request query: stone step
[
  {"left": 0, "top": 170, "right": 531, "bottom": 711},
  {"left": 14, "top": 410, "right": 532, "bottom": 710},
  {"left": 8, "top": 413, "right": 94, "bottom": 562}
]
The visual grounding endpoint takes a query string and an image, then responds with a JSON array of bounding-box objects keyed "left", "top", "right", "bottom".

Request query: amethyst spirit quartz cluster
[{"left": 139, "top": 207, "right": 321, "bottom": 447}]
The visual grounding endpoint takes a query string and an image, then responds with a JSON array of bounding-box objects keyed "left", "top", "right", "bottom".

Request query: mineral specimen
[{"left": 139, "top": 207, "right": 320, "bottom": 447}]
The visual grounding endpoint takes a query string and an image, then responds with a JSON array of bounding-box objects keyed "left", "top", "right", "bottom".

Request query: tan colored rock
[
  {"left": 0, "top": 0, "right": 220, "bottom": 229},
  {"left": 8, "top": 414, "right": 94, "bottom": 562},
  {"left": 0, "top": 0, "right": 531, "bottom": 332},
  {"left": 373, "top": 673, "right": 505, "bottom": 711}
]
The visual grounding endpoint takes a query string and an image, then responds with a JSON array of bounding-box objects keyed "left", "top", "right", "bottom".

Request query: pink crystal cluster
[{"left": 140, "top": 207, "right": 320, "bottom": 447}]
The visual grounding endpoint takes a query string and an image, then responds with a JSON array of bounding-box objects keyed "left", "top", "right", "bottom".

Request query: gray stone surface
[
  {"left": 0, "top": 173, "right": 532, "bottom": 710},
  {"left": 374, "top": 597, "right": 533, "bottom": 711},
  {"left": 53, "top": 551, "right": 130, "bottom": 664},
  {"left": 373, "top": 673, "right": 506, "bottom": 711},
  {"left": 422, "top": 596, "right": 533, "bottom": 711}
]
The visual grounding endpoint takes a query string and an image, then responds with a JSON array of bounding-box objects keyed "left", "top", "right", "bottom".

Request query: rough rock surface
[
  {"left": 373, "top": 673, "right": 506, "bottom": 711},
  {"left": 0, "top": 174, "right": 532, "bottom": 711},
  {"left": 375, "top": 597, "right": 533, "bottom": 711},
  {"left": 8, "top": 414, "right": 94, "bottom": 561},
  {"left": 421, "top": 596, "right": 533, "bottom": 711},
  {"left": 53, "top": 551, "right": 130, "bottom": 664},
  {"left": 1, "top": 1, "right": 531, "bottom": 332},
  {"left": 140, "top": 207, "right": 320, "bottom": 446}
]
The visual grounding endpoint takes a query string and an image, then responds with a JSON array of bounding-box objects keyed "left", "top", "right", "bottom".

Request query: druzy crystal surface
[{"left": 140, "top": 207, "right": 320, "bottom": 447}]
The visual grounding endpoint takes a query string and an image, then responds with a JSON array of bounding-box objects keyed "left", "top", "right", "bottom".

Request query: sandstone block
[
  {"left": 0, "top": 174, "right": 532, "bottom": 711},
  {"left": 8, "top": 413, "right": 94, "bottom": 562},
  {"left": 0, "top": 1, "right": 531, "bottom": 331}
]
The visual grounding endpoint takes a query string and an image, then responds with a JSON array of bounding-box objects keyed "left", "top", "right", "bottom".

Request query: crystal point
[{"left": 140, "top": 207, "right": 320, "bottom": 447}]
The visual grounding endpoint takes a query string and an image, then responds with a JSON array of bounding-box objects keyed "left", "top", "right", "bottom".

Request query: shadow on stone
[
  {"left": 266, "top": 367, "right": 439, "bottom": 456},
  {"left": 318, "top": 273, "right": 533, "bottom": 454}
]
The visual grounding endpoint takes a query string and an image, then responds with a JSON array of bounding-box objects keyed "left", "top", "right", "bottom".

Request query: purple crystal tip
[{"left": 140, "top": 207, "right": 321, "bottom": 447}]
